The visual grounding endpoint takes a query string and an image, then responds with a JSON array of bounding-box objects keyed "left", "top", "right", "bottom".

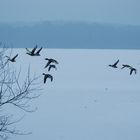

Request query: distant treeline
[{"left": 0, "top": 22, "right": 140, "bottom": 49}]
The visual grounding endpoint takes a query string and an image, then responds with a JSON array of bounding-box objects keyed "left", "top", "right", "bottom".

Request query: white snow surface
[{"left": 5, "top": 49, "right": 140, "bottom": 140}]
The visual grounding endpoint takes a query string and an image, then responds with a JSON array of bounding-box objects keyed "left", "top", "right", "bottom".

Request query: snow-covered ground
[{"left": 5, "top": 49, "right": 140, "bottom": 140}]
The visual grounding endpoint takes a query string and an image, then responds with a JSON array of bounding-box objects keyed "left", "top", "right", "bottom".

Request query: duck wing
[
  {"left": 134, "top": 69, "right": 137, "bottom": 74},
  {"left": 47, "top": 74, "right": 53, "bottom": 82},
  {"left": 45, "top": 58, "right": 58, "bottom": 64},
  {"left": 121, "top": 65, "right": 125, "bottom": 69},
  {"left": 45, "top": 58, "right": 49, "bottom": 61},
  {"left": 12, "top": 54, "right": 18, "bottom": 60},
  {"left": 36, "top": 47, "right": 42, "bottom": 54},
  {"left": 26, "top": 48, "right": 31, "bottom": 52},
  {"left": 5, "top": 56, "right": 10, "bottom": 59},
  {"left": 44, "top": 74, "right": 53, "bottom": 83},
  {"left": 44, "top": 75, "right": 47, "bottom": 83},
  {"left": 31, "top": 46, "right": 37, "bottom": 54},
  {"left": 130, "top": 69, "right": 133, "bottom": 75},
  {"left": 44, "top": 61, "right": 51, "bottom": 68},
  {"left": 113, "top": 59, "right": 119, "bottom": 66},
  {"left": 121, "top": 64, "right": 130, "bottom": 69},
  {"left": 52, "top": 59, "right": 58, "bottom": 64},
  {"left": 48, "top": 65, "right": 57, "bottom": 71}
]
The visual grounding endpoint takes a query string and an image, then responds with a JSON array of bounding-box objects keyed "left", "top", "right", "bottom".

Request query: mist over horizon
[{"left": 0, "top": 21, "right": 140, "bottom": 49}]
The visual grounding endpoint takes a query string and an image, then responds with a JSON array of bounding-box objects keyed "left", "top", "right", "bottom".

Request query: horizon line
[{"left": 0, "top": 20, "right": 140, "bottom": 27}]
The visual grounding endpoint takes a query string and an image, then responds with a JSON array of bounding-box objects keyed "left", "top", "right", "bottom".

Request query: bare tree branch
[{"left": 0, "top": 46, "right": 43, "bottom": 139}]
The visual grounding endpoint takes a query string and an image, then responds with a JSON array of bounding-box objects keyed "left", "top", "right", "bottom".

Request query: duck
[
  {"left": 6, "top": 54, "right": 18, "bottom": 62},
  {"left": 26, "top": 45, "right": 37, "bottom": 56},
  {"left": 121, "top": 64, "right": 137, "bottom": 75},
  {"left": 44, "top": 58, "right": 58, "bottom": 68},
  {"left": 129, "top": 67, "right": 137, "bottom": 75},
  {"left": 121, "top": 64, "right": 131, "bottom": 69},
  {"left": 42, "top": 73, "right": 53, "bottom": 83},
  {"left": 108, "top": 59, "right": 119, "bottom": 68}
]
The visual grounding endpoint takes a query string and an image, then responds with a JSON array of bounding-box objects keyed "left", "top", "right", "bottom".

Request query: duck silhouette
[
  {"left": 48, "top": 64, "right": 57, "bottom": 71},
  {"left": 121, "top": 64, "right": 131, "bottom": 69},
  {"left": 108, "top": 59, "right": 119, "bottom": 68},
  {"left": 121, "top": 64, "right": 137, "bottom": 75},
  {"left": 129, "top": 67, "right": 137, "bottom": 75},
  {"left": 42, "top": 73, "right": 53, "bottom": 83},
  {"left": 26, "top": 45, "right": 37, "bottom": 56},
  {"left": 44, "top": 58, "right": 58, "bottom": 68},
  {"left": 6, "top": 54, "right": 18, "bottom": 62}
]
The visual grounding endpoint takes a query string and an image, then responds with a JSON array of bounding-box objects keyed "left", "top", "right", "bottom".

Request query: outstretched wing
[
  {"left": 48, "top": 65, "right": 57, "bottom": 71},
  {"left": 134, "top": 69, "right": 137, "bottom": 74},
  {"left": 121, "top": 65, "right": 125, "bottom": 69},
  {"left": 26, "top": 48, "right": 30, "bottom": 52},
  {"left": 130, "top": 69, "right": 133, "bottom": 75},
  {"left": 45, "top": 58, "right": 58, "bottom": 64},
  {"left": 48, "top": 74, "right": 53, "bottom": 82},
  {"left": 12, "top": 54, "right": 18, "bottom": 60},
  {"left": 52, "top": 59, "right": 59, "bottom": 64},
  {"left": 31, "top": 45, "right": 37, "bottom": 54},
  {"left": 36, "top": 47, "right": 42, "bottom": 54},
  {"left": 113, "top": 59, "right": 119, "bottom": 66},
  {"left": 5, "top": 56, "right": 10, "bottom": 59},
  {"left": 44, "top": 75, "right": 47, "bottom": 83},
  {"left": 44, "top": 61, "right": 51, "bottom": 68}
]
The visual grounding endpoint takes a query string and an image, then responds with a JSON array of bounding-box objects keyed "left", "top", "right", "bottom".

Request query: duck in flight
[
  {"left": 121, "top": 64, "right": 137, "bottom": 75},
  {"left": 48, "top": 64, "right": 57, "bottom": 71},
  {"left": 26, "top": 45, "right": 37, "bottom": 56},
  {"left": 26, "top": 45, "right": 42, "bottom": 56},
  {"left": 108, "top": 59, "right": 119, "bottom": 68},
  {"left": 121, "top": 64, "right": 131, "bottom": 69},
  {"left": 6, "top": 54, "right": 18, "bottom": 62},
  {"left": 44, "top": 58, "right": 58, "bottom": 68},
  {"left": 129, "top": 67, "right": 137, "bottom": 75},
  {"left": 42, "top": 73, "right": 53, "bottom": 83}
]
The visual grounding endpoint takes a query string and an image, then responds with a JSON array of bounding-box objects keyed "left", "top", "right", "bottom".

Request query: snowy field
[{"left": 5, "top": 48, "right": 140, "bottom": 140}]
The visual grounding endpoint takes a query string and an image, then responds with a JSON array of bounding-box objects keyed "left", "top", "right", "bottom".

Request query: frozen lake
[{"left": 3, "top": 48, "right": 140, "bottom": 140}]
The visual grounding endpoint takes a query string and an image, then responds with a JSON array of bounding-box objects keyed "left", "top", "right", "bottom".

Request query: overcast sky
[{"left": 0, "top": 0, "right": 140, "bottom": 25}]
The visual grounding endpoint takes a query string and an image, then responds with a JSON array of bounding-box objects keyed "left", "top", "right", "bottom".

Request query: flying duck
[
  {"left": 6, "top": 54, "right": 18, "bottom": 62},
  {"left": 26, "top": 45, "right": 37, "bottom": 56},
  {"left": 129, "top": 67, "right": 137, "bottom": 75},
  {"left": 121, "top": 64, "right": 131, "bottom": 69},
  {"left": 108, "top": 59, "right": 119, "bottom": 68},
  {"left": 44, "top": 58, "right": 58, "bottom": 68},
  {"left": 121, "top": 64, "right": 137, "bottom": 75},
  {"left": 42, "top": 73, "right": 53, "bottom": 83}
]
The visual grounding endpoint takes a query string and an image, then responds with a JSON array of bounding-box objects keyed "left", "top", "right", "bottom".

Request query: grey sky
[{"left": 0, "top": 0, "right": 140, "bottom": 25}]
